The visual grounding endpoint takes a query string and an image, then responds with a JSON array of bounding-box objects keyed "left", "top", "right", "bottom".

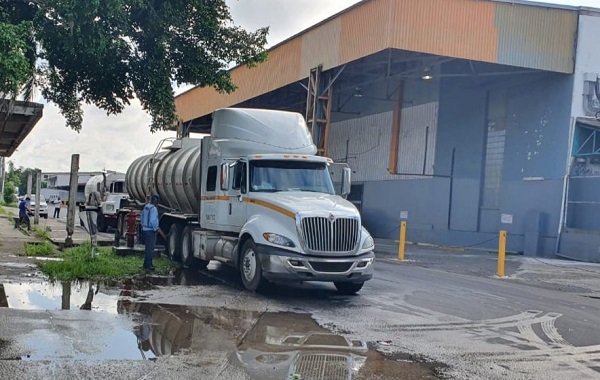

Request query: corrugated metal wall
[
  {"left": 175, "top": 0, "right": 578, "bottom": 122},
  {"left": 397, "top": 102, "right": 439, "bottom": 177},
  {"left": 390, "top": 0, "right": 498, "bottom": 63},
  {"left": 327, "top": 102, "right": 438, "bottom": 182},
  {"left": 495, "top": 4, "right": 578, "bottom": 74}
]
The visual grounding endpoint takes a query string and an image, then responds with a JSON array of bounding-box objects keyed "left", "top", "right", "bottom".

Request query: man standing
[
  {"left": 15, "top": 197, "right": 31, "bottom": 231},
  {"left": 53, "top": 197, "right": 62, "bottom": 218},
  {"left": 141, "top": 193, "right": 162, "bottom": 271}
]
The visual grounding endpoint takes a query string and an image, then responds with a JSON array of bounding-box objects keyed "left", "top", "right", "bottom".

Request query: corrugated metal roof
[
  {"left": 175, "top": 0, "right": 580, "bottom": 123},
  {"left": 389, "top": 0, "right": 498, "bottom": 63},
  {"left": 495, "top": 3, "right": 577, "bottom": 74}
]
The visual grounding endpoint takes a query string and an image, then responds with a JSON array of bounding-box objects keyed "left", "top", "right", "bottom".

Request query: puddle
[
  {"left": 0, "top": 269, "right": 217, "bottom": 311},
  {"left": 117, "top": 303, "right": 441, "bottom": 379},
  {"left": 0, "top": 281, "right": 119, "bottom": 311},
  {"left": 0, "top": 278, "right": 442, "bottom": 378}
]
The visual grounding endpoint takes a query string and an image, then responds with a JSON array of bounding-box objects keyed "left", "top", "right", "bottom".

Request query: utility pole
[
  {"left": 26, "top": 173, "right": 32, "bottom": 197},
  {"left": 65, "top": 154, "right": 79, "bottom": 247},
  {"left": 34, "top": 170, "right": 41, "bottom": 225}
]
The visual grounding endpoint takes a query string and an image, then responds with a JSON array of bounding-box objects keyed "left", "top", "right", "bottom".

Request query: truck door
[{"left": 226, "top": 160, "right": 248, "bottom": 230}]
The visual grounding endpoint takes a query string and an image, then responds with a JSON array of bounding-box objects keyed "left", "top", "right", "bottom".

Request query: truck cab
[{"left": 192, "top": 109, "right": 374, "bottom": 293}]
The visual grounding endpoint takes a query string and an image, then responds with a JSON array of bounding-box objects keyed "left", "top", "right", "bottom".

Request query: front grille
[
  {"left": 300, "top": 217, "right": 359, "bottom": 253},
  {"left": 292, "top": 353, "right": 350, "bottom": 380},
  {"left": 309, "top": 262, "right": 353, "bottom": 273}
]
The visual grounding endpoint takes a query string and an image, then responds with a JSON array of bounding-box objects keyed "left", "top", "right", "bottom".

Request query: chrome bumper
[{"left": 256, "top": 244, "right": 374, "bottom": 283}]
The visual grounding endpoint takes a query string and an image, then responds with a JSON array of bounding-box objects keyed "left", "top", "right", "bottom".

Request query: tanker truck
[
  {"left": 84, "top": 172, "right": 128, "bottom": 232},
  {"left": 118, "top": 108, "right": 375, "bottom": 294}
]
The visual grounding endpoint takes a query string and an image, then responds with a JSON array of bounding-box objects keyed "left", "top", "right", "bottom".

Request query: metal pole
[
  {"left": 447, "top": 148, "right": 456, "bottom": 230},
  {"left": 398, "top": 221, "right": 407, "bottom": 261},
  {"left": 65, "top": 154, "right": 79, "bottom": 247},
  {"left": 0, "top": 157, "right": 5, "bottom": 199},
  {"left": 497, "top": 230, "right": 506, "bottom": 277},
  {"left": 34, "top": 170, "right": 41, "bottom": 225}
]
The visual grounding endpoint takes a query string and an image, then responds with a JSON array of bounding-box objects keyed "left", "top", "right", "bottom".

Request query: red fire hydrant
[{"left": 126, "top": 210, "right": 137, "bottom": 248}]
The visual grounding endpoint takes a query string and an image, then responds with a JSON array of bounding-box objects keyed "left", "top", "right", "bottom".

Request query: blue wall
[{"left": 363, "top": 69, "right": 573, "bottom": 256}]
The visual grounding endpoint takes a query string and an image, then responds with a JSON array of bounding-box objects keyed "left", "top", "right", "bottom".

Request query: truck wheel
[
  {"left": 240, "top": 239, "right": 265, "bottom": 292},
  {"left": 181, "top": 226, "right": 209, "bottom": 269},
  {"left": 166, "top": 224, "right": 182, "bottom": 261},
  {"left": 97, "top": 211, "right": 107, "bottom": 232},
  {"left": 334, "top": 281, "right": 364, "bottom": 295}
]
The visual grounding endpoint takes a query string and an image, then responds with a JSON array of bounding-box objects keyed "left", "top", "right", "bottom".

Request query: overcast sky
[{"left": 9, "top": 0, "right": 600, "bottom": 173}]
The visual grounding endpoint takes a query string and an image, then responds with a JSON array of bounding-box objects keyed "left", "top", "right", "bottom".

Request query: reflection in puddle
[
  {"left": 119, "top": 302, "right": 439, "bottom": 379},
  {"left": 0, "top": 281, "right": 118, "bottom": 311},
  {"left": 0, "top": 269, "right": 210, "bottom": 311}
]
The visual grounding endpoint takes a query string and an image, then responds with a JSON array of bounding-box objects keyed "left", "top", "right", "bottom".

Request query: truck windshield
[{"left": 250, "top": 160, "right": 335, "bottom": 194}]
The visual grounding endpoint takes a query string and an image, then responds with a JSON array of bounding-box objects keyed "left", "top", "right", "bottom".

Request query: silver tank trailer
[{"left": 125, "top": 143, "right": 201, "bottom": 214}]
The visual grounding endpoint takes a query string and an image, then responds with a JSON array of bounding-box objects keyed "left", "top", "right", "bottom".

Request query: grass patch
[
  {"left": 31, "top": 226, "right": 50, "bottom": 240},
  {"left": 0, "top": 205, "right": 5, "bottom": 215},
  {"left": 37, "top": 242, "right": 178, "bottom": 281},
  {"left": 24, "top": 241, "right": 57, "bottom": 256}
]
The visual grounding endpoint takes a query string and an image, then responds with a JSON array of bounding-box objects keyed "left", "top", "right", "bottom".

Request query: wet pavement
[
  {"left": 5, "top": 213, "right": 600, "bottom": 378},
  {"left": 0, "top": 273, "right": 440, "bottom": 379}
]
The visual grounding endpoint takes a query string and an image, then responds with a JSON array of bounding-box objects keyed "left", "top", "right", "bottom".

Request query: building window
[
  {"left": 481, "top": 90, "right": 507, "bottom": 210},
  {"left": 573, "top": 122, "right": 600, "bottom": 157},
  {"left": 570, "top": 121, "right": 600, "bottom": 177}
]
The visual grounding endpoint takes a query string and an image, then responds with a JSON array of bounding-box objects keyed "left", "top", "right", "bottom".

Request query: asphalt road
[{"left": 2, "top": 241, "right": 600, "bottom": 379}]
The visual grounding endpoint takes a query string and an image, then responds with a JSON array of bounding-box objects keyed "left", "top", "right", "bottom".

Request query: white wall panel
[
  {"left": 397, "top": 102, "right": 439, "bottom": 177},
  {"left": 328, "top": 102, "right": 438, "bottom": 182}
]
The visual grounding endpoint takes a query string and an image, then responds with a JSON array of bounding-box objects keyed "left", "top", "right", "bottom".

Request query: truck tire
[
  {"left": 166, "top": 224, "right": 182, "bottom": 261},
  {"left": 97, "top": 211, "right": 107, "bottom": 232},
  {"left": 181, "top": 226, "right": 209, "bottom": 269},
  {"left": 334, "top": 281, "right": 364, "bottom": 295},
  {"left": 240, "top": 239, "right": 265, "bottom": 292}
]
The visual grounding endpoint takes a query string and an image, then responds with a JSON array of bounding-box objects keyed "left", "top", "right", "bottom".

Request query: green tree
[
  {"left": 18, "top": 167, "right": 42, "bottom": 195},
  {"left": 1, "top": 0, "right": 268, "bottom": 132},
  {"left": 3, "top": 181, "right": 16, "bottom": 204},
  {"left": 6, "top": 161, "right": 21, "bottom": 189},
  {"left": 5, "top": 162, "right": 43, "bottom": 195}
]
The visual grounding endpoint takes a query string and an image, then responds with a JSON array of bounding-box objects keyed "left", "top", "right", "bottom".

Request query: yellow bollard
[
  {"left": 497, "top": 230, "right": 507, "bottom": 277},
  {"left": 398, "top": 221, "right": 407, "bottom": 261}
]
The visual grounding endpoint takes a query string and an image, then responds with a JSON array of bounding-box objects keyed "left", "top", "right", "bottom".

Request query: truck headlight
[
  {"left": 362, "top": 235, "right": 374, "bottom": 250},
  {"left": 263, "top": 233, "right": 295, "bottom": 248}
]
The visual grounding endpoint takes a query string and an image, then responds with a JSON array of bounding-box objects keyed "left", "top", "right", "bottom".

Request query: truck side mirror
[
  {"left": 220, "top": 163, "right": 230, "bottom": 191},
  {"left": 341, "top": 167, "right": 351, "bottom": 198}
]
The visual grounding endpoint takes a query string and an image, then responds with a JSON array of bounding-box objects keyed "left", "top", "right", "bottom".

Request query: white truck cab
[{"left": 194, "top": 109, "right": 374, "bottom": 293}]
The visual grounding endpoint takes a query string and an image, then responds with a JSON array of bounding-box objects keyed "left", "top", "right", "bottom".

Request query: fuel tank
[{"left": 125, "top": 139, "right": 201, "bottom": 214}]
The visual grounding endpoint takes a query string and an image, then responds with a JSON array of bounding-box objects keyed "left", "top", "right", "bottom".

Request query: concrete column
[
  {"left": 34, "top": 170, "right": 41, "bottom": 225},
  {"left": 65, "top": 154, "right": 79, "bottom": 246},
  {"left": 26, "top": 173, "right": 32, "bottom": 197}
]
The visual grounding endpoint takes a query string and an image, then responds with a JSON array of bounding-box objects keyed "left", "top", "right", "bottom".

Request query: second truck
[{"left": 117, "top": 108, "right": 375, "bottom": 294}]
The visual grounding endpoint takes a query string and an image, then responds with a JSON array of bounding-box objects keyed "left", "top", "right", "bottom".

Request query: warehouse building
[{"left": 175, "top": 0, "right": 600, "bottom": 262}]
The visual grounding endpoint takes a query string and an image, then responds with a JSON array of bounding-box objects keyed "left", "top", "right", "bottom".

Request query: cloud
[{"left": 10, "top": 100, "right": 174, "bottom": 173}]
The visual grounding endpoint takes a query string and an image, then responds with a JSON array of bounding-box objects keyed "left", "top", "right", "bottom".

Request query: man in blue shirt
[
  {"left": 15, "top": 197, "right": 31, "bottom": 231},
  {"left": 141, "top": 193, "right": 162, "bottom": 271}
]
